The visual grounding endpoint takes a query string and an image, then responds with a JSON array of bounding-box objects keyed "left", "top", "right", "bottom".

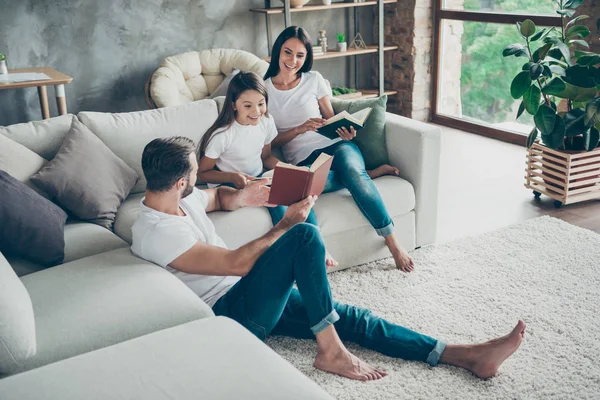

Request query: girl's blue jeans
[
  {"left": 212, "top": 223, "right": 446, "bottom": 366},
  {"left": 272, "top": 141, "right": 395, "bottom": 237}
]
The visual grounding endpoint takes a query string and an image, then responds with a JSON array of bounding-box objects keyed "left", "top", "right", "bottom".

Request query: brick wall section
[{"left": 575, "top": 1, "right": 599, "bottom": 55}]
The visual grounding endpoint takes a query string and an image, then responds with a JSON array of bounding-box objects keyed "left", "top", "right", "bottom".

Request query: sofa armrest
[{"left": 385, "top": 112, "right": 441, "bottom": 247}]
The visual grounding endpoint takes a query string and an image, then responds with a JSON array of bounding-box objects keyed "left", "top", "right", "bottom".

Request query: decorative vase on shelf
[
  {"left": 289, "top": 0, "right": 310, "bottom": 8},
  {"left": 0, "top": 60, "right": 7, "bottom": 75},
  {"left": 322, "top": 0, "right": 332, "bottom": 5},
  {"left": 318, "top": 30, "right": 328, "bottom": 53},
  {"left": 337, "top": 42, "right": 347, "bottom": 52}
]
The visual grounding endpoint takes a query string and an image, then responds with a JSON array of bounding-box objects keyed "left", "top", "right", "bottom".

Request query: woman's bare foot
[
  {"left": 467, "top": 320, "right": 526, "bottom": 379},
  {"left": 391, "top": 247, "right": 414, "bottom": 272},
  {"left": 326, "top": 251, "right": 339, "bottom": 268},
  {"left": 314, "top": 347, "right": 388, "bottom": 381},
  {"left": 367, "top": 164, "right": 399, "bottom": 180}
]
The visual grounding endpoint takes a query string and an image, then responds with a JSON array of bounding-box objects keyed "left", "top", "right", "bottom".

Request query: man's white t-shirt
[
  {"left": 204, "top": 116, "right": 278, "bottom": 188},
  {"left": 266, "top": 71, "right": 341, "bottom": 165},
  {"left": 131, "top": 188, "right": 240, "bottom": 307}
]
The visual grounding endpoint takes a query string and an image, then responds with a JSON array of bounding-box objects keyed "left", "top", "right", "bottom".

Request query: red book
[{"left": 267, "top": 153, "right": 333, "bottom": 206}]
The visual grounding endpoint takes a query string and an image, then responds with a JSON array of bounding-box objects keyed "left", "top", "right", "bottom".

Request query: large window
[{"left": 432, "top": 0, "right": 561, "bottom": 144}]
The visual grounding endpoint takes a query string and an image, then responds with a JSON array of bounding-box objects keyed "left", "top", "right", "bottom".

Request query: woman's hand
[
  {"left": 298, "top": 118, "right": 327, "bottom": 134},
  {"left": 336, "top": 126, "right": 357, "bottom": 141},
  {"left": 230, "top": 172, "right": 255, "bottom": 189}
]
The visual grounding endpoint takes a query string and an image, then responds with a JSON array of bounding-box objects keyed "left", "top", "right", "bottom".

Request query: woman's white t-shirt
[
  {"left": 131, "top": 188, "right": 240, "bottom": 307},
  {"left": 266, "top": 71, "right": 341, "bottom": 165},
  {"left": 204, "top": 116, "right": 278, "bottom": 187}
]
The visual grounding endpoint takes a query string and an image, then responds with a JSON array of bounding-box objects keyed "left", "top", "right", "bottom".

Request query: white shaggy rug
[{"left": 266, "top": 216, "right": 600, "bottom": 399}]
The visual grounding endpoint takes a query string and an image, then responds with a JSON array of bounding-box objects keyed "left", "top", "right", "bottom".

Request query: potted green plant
[
  {"left": 336, "top": 33, "right": 347, "bottom": 52},
  {"left": 503, "top": 0, "right": 600, "bottom": 207},
  {"left": 0, "top": 53, "right": 7, "bottom": 74}
]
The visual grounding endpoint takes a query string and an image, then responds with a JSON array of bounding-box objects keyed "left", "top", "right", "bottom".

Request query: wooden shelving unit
[{"left": 251, "top": 0, "right": 397, "bottom": 99}]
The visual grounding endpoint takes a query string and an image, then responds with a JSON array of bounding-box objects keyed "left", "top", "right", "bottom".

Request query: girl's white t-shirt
[
  {"left": 265, "top": 71, "right": 341, "bottom": 165},
  {"left": 204, "top": 116, "right": 278, "bottom": 187}
]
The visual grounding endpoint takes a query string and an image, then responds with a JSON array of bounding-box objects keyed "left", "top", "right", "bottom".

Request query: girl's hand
[
  {"left": 230, "top": 172, "right": 255, "bottom": 189},
  {"left": 336, "top": 126, "right": 356, "bottom": 141},
  {"left": 298, "top": 118, "right": 327, "bottom": 134}
]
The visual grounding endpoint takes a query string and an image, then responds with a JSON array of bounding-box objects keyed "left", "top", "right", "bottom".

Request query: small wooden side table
[{"left": 0, "top": 67, "right": 73, "bottom": 120}]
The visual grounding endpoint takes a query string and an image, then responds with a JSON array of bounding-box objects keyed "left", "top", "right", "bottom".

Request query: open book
[
  {"left": 267, "top": 153, "right": 333, "bottom": 206},
  {"left": 317, "top": 108, "right": 372, "bottom": 139}
]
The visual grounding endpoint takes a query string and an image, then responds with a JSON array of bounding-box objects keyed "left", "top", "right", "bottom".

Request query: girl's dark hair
[
  {"left": 198, "top": 71, "right": 269, "bottom": 158},
  {"left": 263, "top": 26, "right": 313, "bottom": 81}
]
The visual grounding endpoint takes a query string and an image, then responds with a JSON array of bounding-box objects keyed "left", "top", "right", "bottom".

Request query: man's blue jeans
[
  {"left": 272, "top": 141, "right": 395, "bottom": 237},
  {"left": 212, "top": 223, "right": 446, "bottom": 366}
]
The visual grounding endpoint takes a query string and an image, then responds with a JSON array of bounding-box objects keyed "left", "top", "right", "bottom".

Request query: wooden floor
[{"left": 435, "top": 125, "right": 600, "bottom": 244}]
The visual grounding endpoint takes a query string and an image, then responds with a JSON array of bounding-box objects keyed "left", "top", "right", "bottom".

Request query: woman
[{"left": 264, "top": 26, "right": 414, "bottom": 272}]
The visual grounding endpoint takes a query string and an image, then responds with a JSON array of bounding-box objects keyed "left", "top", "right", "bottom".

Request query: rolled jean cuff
[
  {"left": 310, "top": 309, "right": 340, "bottom": 335},
  {"left": 426, "top": 340, "right": 446, "bottom": 367},
  {"left": 375, "top": 221, "right": 395, "bottom": 237}
]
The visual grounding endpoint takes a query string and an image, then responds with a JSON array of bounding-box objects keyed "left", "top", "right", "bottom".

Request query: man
[{"left": 132, "top": 136, "right": 526, "bottom": 381}]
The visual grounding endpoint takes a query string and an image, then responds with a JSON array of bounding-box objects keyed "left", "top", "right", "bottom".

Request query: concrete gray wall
[{"left": 0, "top": 0, "right": 376, "bottom": 126}]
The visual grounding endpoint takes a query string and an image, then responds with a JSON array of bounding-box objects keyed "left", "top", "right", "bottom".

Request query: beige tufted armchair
[{"left": 145, "top": 49, "right": 270, "bottom": 108}]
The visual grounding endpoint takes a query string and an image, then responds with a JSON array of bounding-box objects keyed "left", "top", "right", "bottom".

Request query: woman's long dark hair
[
  {"left": 263, "top": 26, "right": 313, "bottom": 81},
  {"left": 198, "top": 71, "right": 270, "bottom": 158}
]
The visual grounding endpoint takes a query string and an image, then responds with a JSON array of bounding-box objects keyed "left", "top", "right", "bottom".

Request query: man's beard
[{"left": 181, "top": 180, "right": 194, "bottom": 198}]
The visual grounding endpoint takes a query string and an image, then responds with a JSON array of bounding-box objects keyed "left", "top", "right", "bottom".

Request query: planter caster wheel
[
  {"left": 533, "top": 191, "right": 541, "bottom": 198},
  {"left": 553, "top": 200, "right": 563, "bottom": 209}
]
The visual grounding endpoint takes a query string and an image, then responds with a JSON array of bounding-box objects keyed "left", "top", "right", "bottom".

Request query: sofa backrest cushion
[
  {"left": 0, "top": 251, "right": 37, "bottom": 375},
  {"left": 30, "top": 119, "right": 139, "bottom": 230},
  {"left": 0, "top": 133, "right": 48, "bottom": 196},
  {"left": 78, "top": 100, "right": 219, "bottom": 193},
  {"left": 0, "top": 114, "right": 74, "bottom": 161},
  {"left": 0, "top": 171, "right": 68, "bottom": 266}
]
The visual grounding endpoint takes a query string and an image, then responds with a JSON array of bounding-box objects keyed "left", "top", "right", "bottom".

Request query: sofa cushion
[
  {"left": 330, "top": 95, "right": 389, "bottom": 170},
  {"left": 14, "top": 248, "right": 213, "bottom": 374},
  {"left": 0, "top": 114, "right": 74, "bottom": 160},
  {"left": 208, "top": 68, "right": 239, "bottom": 99},
  {"left": 114, "top": 192, "right": 273, "bottom": 248},
  {"left": 7, "top": 220, "right": 130, "bottom": 277},
  {"left": 78, "top": 99, "right": 219, "bottom": 194},
  {"left": 30, "top": 118, "right": 139, "bottom": 230},
  {"left": 0, "top": 317, "right": 334, "bottom": 400},
  {"left": 0, "top": 171, "right": 68, "bottom": 266},
  {"left": 0, "top": 252, "right": 36, "bottom": 375},
  {"left": 0, "top": 133, "right": 47, "bottom": 196},
  {"left": 313, "top": 175, "right": 415, "bottom": 236}
]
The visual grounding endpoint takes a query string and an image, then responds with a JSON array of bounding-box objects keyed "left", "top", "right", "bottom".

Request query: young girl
[{"left": 197, "top": 71, "right": 337, "bottom": 267}]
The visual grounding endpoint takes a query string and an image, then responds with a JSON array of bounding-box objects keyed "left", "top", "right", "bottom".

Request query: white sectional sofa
[{"left": 0, "top": 98, "right": 441, "bottom": 398}]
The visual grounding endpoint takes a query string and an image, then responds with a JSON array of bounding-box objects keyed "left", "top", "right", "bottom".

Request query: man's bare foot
[
  {"left": 367, "top": 164, "right": 399, "bottom": 180},
  {"left": 326, "top": 251, "right": 339, "bottom": 268},
  {"left": 391, "top": 247, "right": 414, "bottom": 272},
  {"left": 468, "top": 320, "right": 526, "bottom": 379},
  {"left": 314, "top": 347, "right": 388, "bottom": 381}
]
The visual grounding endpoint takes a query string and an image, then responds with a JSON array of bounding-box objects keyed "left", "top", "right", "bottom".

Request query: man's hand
[
  {"left": 278, "top": 196, "right": 316, "bottom": 229},
  {"left": 239, "top": 179, "right": 271, "bottom": 207},
  {"left": 230, "top": 172, "right": 255, "bottom": 189}
]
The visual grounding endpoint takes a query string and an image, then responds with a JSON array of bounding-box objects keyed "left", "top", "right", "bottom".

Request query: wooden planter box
[{"left": 525, "top": 142, "right": 600, "bottom": 208}]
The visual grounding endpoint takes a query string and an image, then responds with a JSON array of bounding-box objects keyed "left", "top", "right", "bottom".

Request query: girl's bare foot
[
  {"left": 391, "top": 247, "right": 414, "bottom": 272},
  {"left": 367, "top": 164, "right": 399, "bottom": 180},
  {"left": 326, "top": 251, "right": 339, "bottom": 268},
  {"left": 467, "top": 320, "right": 526, "bottom": 379},
  {"left": 314, "top": 347, "right": 388, "bottom": 381}
]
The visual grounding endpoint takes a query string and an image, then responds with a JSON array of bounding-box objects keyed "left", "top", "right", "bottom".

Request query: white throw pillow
[
  {"left": 0, "top": 251, "right": 37, "bottom": 374},
  {"left": 208, "top": 68, "right": 240, "bottom": 99}
]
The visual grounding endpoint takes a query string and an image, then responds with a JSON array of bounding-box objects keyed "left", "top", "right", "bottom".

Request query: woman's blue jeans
[
  {"left": 212, "top": 223, "right": 446, "bottom": 366},
  {"left": 297, "top": 141, "right": 394, "bottom": 237}
]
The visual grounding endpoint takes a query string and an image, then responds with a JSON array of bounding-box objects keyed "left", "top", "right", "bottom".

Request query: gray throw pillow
[
  {"left": 0, "top": 251, "right": 37, "bottom": 374},
  {"left": 30, "top": 118, "right": 139, "bottom": 230},
  {"left": 0, "top": 170, "right": 67, "bottom": 266},
  {"left": 330, "top": 95, "right": 389, "bottom": 170},
  {"left": 208, "top": 69, "right": 240, "bottom": 99}
]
